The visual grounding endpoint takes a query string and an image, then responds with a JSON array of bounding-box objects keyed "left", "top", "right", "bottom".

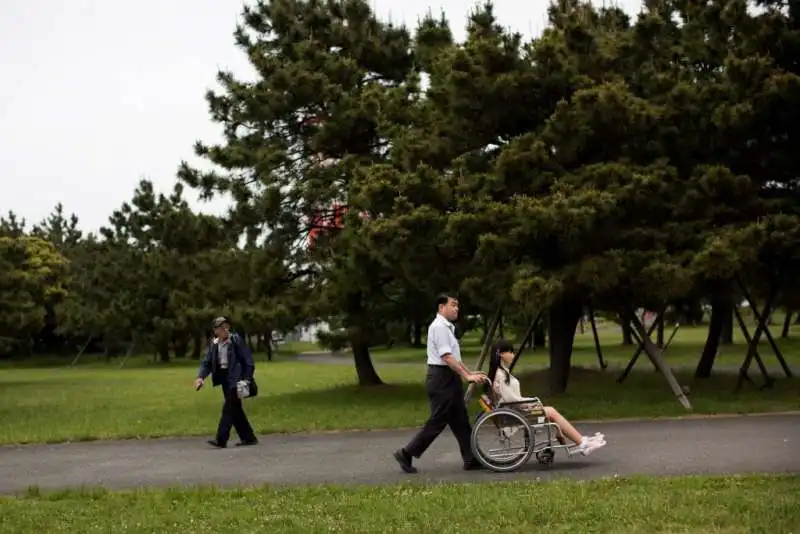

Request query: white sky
[{"left": 0, "top": 0, "right": 641, "bottom": 234}]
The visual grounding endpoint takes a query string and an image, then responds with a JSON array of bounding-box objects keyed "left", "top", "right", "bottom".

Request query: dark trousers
[
  {"left": 216, "top": 377, "right": 256, "bottom": 444},
  {"left": 404, "top": 365, "right": 474, "bottom": 463}
]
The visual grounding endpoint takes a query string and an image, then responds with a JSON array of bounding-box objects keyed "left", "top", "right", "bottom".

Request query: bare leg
[{"left": 544, "top": 406, "right": 583, "bottom": 445}]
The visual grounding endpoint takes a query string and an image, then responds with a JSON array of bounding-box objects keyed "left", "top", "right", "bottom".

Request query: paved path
[{"left": 0, "top": 414, "right": 798, "bottom": 494}]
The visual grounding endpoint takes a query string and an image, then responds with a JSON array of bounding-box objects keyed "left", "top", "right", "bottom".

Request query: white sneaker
[{"left": 579, "top": 436, "right": 607, "bottom": 456}]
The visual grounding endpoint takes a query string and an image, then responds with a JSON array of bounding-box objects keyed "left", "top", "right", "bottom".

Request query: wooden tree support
[
  {"left": 69, "top": 335, "right": 94, "bottom": 368},
  {"left": 119, "top": 337, "right": 139, "bottom": 369},
  {"left": 641, "top": 322, "right": 681, "bottom": 375},
  {"left": 508, "top": 310, "right": 543, "bottom": 373},
  {"left": 732, "top": 306, "right": 773, "bottom": 388},
  {"left": 734, "top": 279, "right": 791, "bottom": 392},
  {"left": 781, "top": 310, "right": 793, "bottom": 338},
  {"left": 626, "top": 307, "right": 692, "bottom": 410},
  {"left": 464, "top": 306, "right": 503, "bottom": 404},
  {"left": 735, "top": 279, "right": 793, "bottom": 384},
  {"left": 661, "top": 322, "right": 680, "bottom": 357},
  {"left": 617, "top": 314, "right": 660, "bottom": 383},
  {"left": 586, "top": 303, "right": 607, "bottom": 370}
]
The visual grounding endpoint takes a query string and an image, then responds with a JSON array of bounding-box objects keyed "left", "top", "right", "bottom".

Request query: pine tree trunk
[
  {"left": 352, "top": 340, "right": 383, "bottom": 386},
  {"left": 720, "top": 303, "right": 734, "bottom": 345},
  {"left": 621, "top": 321, "right": 634, "bottom": 345},
  {"left": 413, "top": 321, "right": 423, "bottom": 347},
  {"left": 546, "top": 297, "right": 583, "bottom": 395},
  {"left": 266, "top": 337, "right": 274, "bottom": 361},
  {"left": 173, "top": 336, "right": 189, "bottom": 359},
  {"left": 533, "top": 319, "right": 547, "bottom": 348},
  {"left": 347, "top": 293, "right": 383, "bottom": 386},
  {"left": 696, "top": 296, "right": 726, "bottom": 378},
  {"left": 781, "top": 311, "right": 793, "bottom": 338},
  {"left": 191, "top": 332, "right": 203, "bottom": 360},
  {"left": 480, "top": 315, "right": 489, "bottom": 345},
  {"left": 158, "top": 341, "right": 170, "bottom": 363}
]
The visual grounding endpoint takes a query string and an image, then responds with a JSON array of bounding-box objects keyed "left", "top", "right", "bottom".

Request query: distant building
[{"left": 286, "top": 321, "right": 330, "bottom": 343}]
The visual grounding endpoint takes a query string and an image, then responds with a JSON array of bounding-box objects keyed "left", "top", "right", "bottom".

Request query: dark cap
[
  {"left": 212, "top": 316, "right": 228, "bottom": 329},
  {"left": 491, "top": 338, "right": 515, "bottom": 355}
]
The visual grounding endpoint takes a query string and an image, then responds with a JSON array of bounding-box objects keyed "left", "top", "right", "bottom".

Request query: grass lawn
[
  {"left": 360, "top": 321, "right": 800, "bottom": 367},
  {"left": 0, "top": 341, "right": 798, "bottom": 444},
  {"left": 0, "top": 474, "right": 797, "bottom": 533}
]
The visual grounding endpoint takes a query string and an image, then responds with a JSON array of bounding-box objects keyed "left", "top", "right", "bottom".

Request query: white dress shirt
[{"left": 426, "top": 313, "right": 461, "bottom": 366}]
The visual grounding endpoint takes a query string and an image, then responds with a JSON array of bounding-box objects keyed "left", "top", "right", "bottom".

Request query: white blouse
[{"left": 492, "top": 367, "right": 540, "bottom": 410}]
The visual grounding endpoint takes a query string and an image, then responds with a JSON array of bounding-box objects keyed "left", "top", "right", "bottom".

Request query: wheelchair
[{"left": 470, "top": 380, "right": 580, "bottom": 473}]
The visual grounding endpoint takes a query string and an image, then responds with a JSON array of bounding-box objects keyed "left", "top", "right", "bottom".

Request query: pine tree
[{"left": 178, "top": 0, "right": 415, "bottom": 384}]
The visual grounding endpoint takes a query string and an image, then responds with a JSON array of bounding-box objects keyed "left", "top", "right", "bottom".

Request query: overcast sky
[{"left": 0, "top": 0, "right": 641, "bottom": 234}]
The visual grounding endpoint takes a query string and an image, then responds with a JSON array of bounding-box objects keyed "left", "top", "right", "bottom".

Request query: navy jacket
[{"left": 197, "top": 333, "right": 254, "bottom": 389}]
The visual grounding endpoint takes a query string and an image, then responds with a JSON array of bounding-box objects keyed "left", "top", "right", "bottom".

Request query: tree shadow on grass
[
  {"left": 517, "top": 365, "right": 797, "bottom": 393},
  {"left": 281, "top": 382, "right": 427, "bottom": 409},
  {"left": 0, "top": 377, "right": 84, "bottom": 388},
  {"left": 280, "top": 366, "right": 799, "bottom": 405},
  {"left": 274, "top": 366, "right": 799, "bottom": 429},
  {"left": 513, "top": 367, "right": 800, "bottom": 420}
]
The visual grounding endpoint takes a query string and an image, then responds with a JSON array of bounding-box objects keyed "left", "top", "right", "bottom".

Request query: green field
[
  {"left": 0, "top": 475, "right": 797, "bottom": 533},
  {"left": 0, "top": 306, "right": 797, "bottom": 534},
  {"left": 345, "top": 320, "right": 800, "bottom": 367},
  {"left": 0, "top": 324, "right": 797, "bottom": 445}
]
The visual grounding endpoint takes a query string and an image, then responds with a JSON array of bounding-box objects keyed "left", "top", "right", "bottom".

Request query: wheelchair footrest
[{"left": 566, "top": 446, "right": 582, "bottom": 457}]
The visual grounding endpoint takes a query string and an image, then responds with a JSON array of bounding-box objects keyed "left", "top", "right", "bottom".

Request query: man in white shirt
[{"left": 394, "top": 293, "right": 487, "bottom": 473}]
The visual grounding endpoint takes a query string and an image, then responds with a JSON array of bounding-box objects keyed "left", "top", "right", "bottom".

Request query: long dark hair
[{"left": 485, "top": 338, "right": 515, "bottom": 394}]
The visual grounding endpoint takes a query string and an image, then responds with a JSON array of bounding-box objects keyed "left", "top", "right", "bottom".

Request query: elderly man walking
[
  {"left": 394, "top": 293, "right": 487, "bottom": 473},
  {"left": 194, "top": 316, "right": 258, "bottom": 448}
]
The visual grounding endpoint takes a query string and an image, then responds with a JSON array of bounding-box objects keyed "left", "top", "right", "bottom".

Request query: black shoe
[
  {"left": 393, "top": 449, "right": 418, "bottom": 474},
  {"left": 463, "top": 460, "right": 484, "bottom": 471},
  {"left": 207, "top": 440, "right": 226, "bottom": 448},
  {"left": 235, "top": 439, "right": 258, "bottom": 447}
]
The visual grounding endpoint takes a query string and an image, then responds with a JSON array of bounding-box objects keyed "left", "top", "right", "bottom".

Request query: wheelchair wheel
[
  {"left": 471, "top": 408, "right": 534, "bottom": 473},
  {"left": 536, "top": 448, "right": 555, "bottom": 466}
]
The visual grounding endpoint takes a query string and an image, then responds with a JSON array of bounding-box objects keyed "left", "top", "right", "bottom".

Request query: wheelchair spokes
[{"left": 471, "top": 408, "right": 534, "bottom": 472}]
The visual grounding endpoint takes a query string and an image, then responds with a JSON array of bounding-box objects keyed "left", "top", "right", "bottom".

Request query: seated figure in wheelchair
[{"left": 484, "top": 339, "right": 607, "bottom": 457}]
